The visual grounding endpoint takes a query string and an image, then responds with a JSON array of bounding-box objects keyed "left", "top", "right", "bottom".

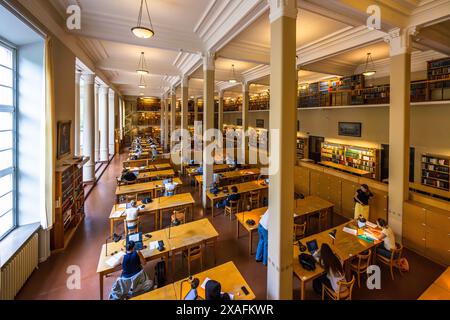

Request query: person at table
[
  {"left": 109, "top": 240, "right": 153, "bottom": 300},
  {"left": 376, "top": 218, "right": 397, "bottom": 258},
  {"left": 151, "top": 146, "right": 158, "bottom": 160},
  {"left": 313, "top": 243, "right": 346, "bottom": 295},
  {"left": 125, "top": 200, "right": 144, "bottom": 232},
  {"left": 256, "top": 209, "right": 269, "bottom": 266},
  {"left": 164, "top": 177, "right": 178, "bottom": 196},
  {"left": 205, "top": 280, "right": 231, "bottom": 300},
  {"left": 120, "top": 169, "right": 138, "bottom": 183},
  {"left": 353, "top": 184, "right": 373, "bottom": 220},
  {"left": 217, "top": 186, "right": 240, "bottom": 209}
]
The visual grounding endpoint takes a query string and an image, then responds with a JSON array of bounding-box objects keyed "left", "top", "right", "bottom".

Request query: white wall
[{"left": 17, "top": 41, "right": 45, "bottom": 226}]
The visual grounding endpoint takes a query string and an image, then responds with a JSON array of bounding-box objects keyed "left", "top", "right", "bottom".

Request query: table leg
[
  {"left": 300, "top": 280, "right": 305, "bottom": 300},
  {"left": 236, "top": 220, "right": 240, "bottom": 238},
  {"left": 249, "top": 231, "right": 253, "bottom": 256},
  {"left": 211, "top": 199, "right": 215, "bottom": 219},
  {"left": 159, "top": 210, "right": 163, "bottom": 230},
  {"left": 99, "top": 274, "right": 104, "bottom": 300},
  {"left": 110, "top": 220, "right": 114, "bottom": 238},
  {"left": 172, "top": 250, "right": 176, "bottom": 275}
]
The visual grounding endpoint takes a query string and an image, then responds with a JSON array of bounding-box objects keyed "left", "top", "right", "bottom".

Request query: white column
[
  {"left": 108, "top": 89, "right": 115, "bottom": 156},
  {"left": 181, "top": 76, "right": 189, "bottom": 165},
  {"left": 74, "top": 72, "right": 81, "bottom": 157},
  {"left": 218, "top": 91, "right": 224, "bottom": 132},
  {"left": 82, "top": 74, "right": 96, "bottom": 182},
  {"left": 164, "top": 96, "right": 169, "bottom": 152},
  {"left": 99, "top": 85, "right": 109, "bottom": 162},
  {"left": 202, "top": 52, "right": 215, "bottom": 207},
  {"left": 170, "top": 89, "right": 177, "bottom": 149},
  {"left": 267, "top": 0, "right": 297, "bottom": 300},
  {"left": 194, "top": 97, "right": 199, "bottom": 123},
  {"left": 242, "top": 82, "right": 249, "bottom": 162},
  {"left": 160, "top": 98, "right": 165, "bottom": 146},
  {"left": 385, "top": 27, "right": 415, "bottom": 240},
  {"left": 94, "top": 83, "right": 100, "bottom": 162}
]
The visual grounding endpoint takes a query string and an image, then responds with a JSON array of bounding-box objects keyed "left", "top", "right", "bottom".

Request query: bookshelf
[
  {"left": 428, "top": 58, "right": 450, "bottom": 81},
  {"left": 296, "top": 136, "right": 309, "bottom": 160},
  {"left": 51, "top": 158, "right": 86, "bottom": 251},
  {"left": 362, "top": 85, "right": 390, "bottom": 104},
  {"left": 421, "top": 154, "right": 450, "bottom": 191},
  {"left": 321, "top": 142, "right": 380, "bottom": 180},
  {"left": 136, "top": 97, "right": 161, "bottom": 112}
]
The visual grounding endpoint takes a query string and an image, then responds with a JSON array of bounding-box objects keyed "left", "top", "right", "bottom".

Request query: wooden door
[
  {"left": 369, "top": 191, "right": 388, "bottom": 222},
  {"left": 341, "top": 180, "right": 358, "bottom": 220}
]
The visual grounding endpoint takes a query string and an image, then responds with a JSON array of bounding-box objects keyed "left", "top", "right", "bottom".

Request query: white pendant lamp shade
[
  {"left": 229, "top": 64, "right": 237, "bottom": 84},
  {"left": 362, "top": 53, "right": 376, "bottom": 77},
  {"left": 136, "top": 52, "right": 149, "bottom": 74},
  {"left": 132, "top": 0, "right": 155, "bottom": 39}
]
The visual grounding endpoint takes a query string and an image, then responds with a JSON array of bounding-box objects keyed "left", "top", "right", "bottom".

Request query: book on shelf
[{"left": 421, "top": 154, "right": 450, "bottom": 191}]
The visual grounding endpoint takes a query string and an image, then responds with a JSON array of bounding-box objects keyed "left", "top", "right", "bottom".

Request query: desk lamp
[
  {"left": 328, "top": 229, "right": 337, "bottom": 245},
  {"left": 105, "top": 233, "right": 123, "bottom": 257},
  {"left": 168, "top": 213, "right": 181, "bottom": 239}
]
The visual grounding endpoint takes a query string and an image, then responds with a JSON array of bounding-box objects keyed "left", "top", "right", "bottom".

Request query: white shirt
[
  {"left": 164, "top": 182, "right": 178, "bottom": 192},
  {"left": 327, "top": 269, "right": 345, "bottom": 293},
  {"left": 259, "top": 210, "right": 269, "bottom": 230},
  {"left": 125, "top": 207, "right": 140, "bottom": 228},
  {"left": 382, "top": 227, "right": 396, "bottom": 251}
]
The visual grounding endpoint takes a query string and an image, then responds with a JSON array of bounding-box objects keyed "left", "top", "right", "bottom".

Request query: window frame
[{"left": 0, "top": 38, "right": 17, "bottom": 241}]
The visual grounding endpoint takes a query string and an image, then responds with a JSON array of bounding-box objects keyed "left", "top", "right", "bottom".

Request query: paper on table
[
  {"left": 118, "top": 204, "right": 126, "bottom": 209},
  {"left": 105, "top": 251, "right": 125, "bottom": 267},
  {"left": 111, "top": 210, "right": 126, "bottom": 219},
  {"left": 201, "top": 277, "right": 211, "bottom": 289},
  {"left": 149, "top": 241, "right": 159, "bottom": 250},
  {"left": 343, "top": 227, "right": 357, "bottom": 235}
]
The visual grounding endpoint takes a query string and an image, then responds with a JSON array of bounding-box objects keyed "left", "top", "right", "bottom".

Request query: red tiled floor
[{"left": 16, "top": 152, "right": 445, "bottom": 300}]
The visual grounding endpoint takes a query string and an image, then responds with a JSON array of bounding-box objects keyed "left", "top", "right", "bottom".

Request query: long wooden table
[
  {"left": 319, "top": 161, "right": 372, "bottom": 177},
  {"left": 131, "top": 284, "right": 177, "bottom": 300},
  {"left": 125, "top": 163, "right": 172, "bottom": 173},
  {"left": 419, "top": 267, "right": 450, "bottom": 300},
  {"left": 109, "top": 193, "right": 195, "bottom": 236},
  {"left": 115, "top": 178, "right": 182, "bottom": 203},
  {"left": 165, "top": 218, "right": 219, "bottom": 273},
  {"left": 195, "top": 168, "right": 261, "bottom": 193},
  {"left": 174, "top": 261, "right": 255, "bottom": 300},
  {"left": 136, "top": 169, "right": 176, "bottom": 182},
  {"left": 295, "top": 196, "right": 335, "bottom": 231},
  {"left": 206, "top": 180, "right": 269, "bottom": 218},
  {"left": 186, "top": 164, "right": 233, "bottom": 177},
  {"left": 96, "top": 229, "right": 170, "bottom": 300},
  {"left": 293, "top": 221, "right": 381, "bottom": 300}
]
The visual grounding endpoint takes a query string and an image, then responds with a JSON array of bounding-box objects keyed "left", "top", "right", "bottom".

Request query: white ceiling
[{"left": 47, "top": 0, "right": 450, "bottom": 99}]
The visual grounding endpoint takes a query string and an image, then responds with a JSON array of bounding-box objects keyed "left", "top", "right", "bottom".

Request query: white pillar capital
[
  {"left": 242, "top": 81, "right": 250, "bottom": 93},
  {"left": 203, "top": 51, "right": 215, "bottom": 71},
  {"left": 268, "top": 0, "right": 298, "bottom": 23},
  {"left": 99, "top": 85, "right": 109, "bottom": 95},
  {"left": 83, "top": 73, "right": 96, "bottom": 84},
  {"left": 384, "top": 27, "right": 417, "bottom": 56},
  {"left": 75, "top": 72, "right": 82, "bottom": 84},
  {"left": 181, "top": 76, "right": 189, "bottom": 88},
  {"left": 219, "top": 90, "right": 224, "bottom": 99},
  {"left": 108, "top": 88, "right": 115, "bottom": 98}
]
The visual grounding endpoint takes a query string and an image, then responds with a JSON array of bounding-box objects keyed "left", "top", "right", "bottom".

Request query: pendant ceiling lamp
[
  {"left": 138, "top": 74, "right": 147, "bottom": 89},
  {"left": 229, "top": 64, "right": 237, "bottom": 84},
  {"left": 136, "top": 52, "right": 149, "bottom": 75},
  {"left": 362, "top": 53, "right": 376, "bottom": 77},
  {"left": 132, "top": 0, "right": 155, "bottom": 39}
]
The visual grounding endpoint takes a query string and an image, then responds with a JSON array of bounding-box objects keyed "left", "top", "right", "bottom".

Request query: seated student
[
  {"left": 209, "top": 182, "right": 220, "bottom": 195},
  {"left": 353, "top": 184, "right": 373, "bottom": 220},
  {"left": 196, "top": 166, "right": 203, "bottom": 174},
  {"left": 109, "top": 241, "right": 153, "bottom": 300},
  {"left": 376, "top": 218, "right": 396, "bottom": 258},
  {"left": 313, "top": 243, "right": 346, "bottom": 295},
  {"left": 125, "top": 200, "right": 144, "bottom": 232},
  {"left": 205, "top": 280, "right": 231, "bottom": 301},
  {"left": 151, "top": 147, "right": 158, "bottom": 160},
  {"left": 217, "top": 186, "right": 240, "bottom": 209},
  {"left": 164, "top": 178, "right": 178, "bottom": 196},
  {"left": 121, "top": 169, "right": 138, "bottom": 183}
]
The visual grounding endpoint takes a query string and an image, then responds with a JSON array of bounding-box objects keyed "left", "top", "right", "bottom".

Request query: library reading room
[{"left": 1, "top": 0, "right": 450, "bottom": 306}]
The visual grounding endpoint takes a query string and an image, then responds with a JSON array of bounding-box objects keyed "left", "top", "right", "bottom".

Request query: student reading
[{"left": 312, "top": 243, "right": 346, "bottom": 295}]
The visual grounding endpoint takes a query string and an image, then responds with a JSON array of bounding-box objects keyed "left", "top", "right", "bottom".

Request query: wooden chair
[
  {"left": 182, "top": 244, "right": 203, "bottom": 275},
  {"left": 376, "top": 243, "right": 404, "bottom": 280},
  {"left": 136, "top": 192, "right": 152, "bottom": 202},
  {"left": 224, "top": 200, "right": 240, "bottom": 221},
  {"left": 171, "top": 208, "right": 186, "bottom": 225},
  {"left": 124, "top": 218, "right": 140, "bottom": 236},
  {"left": 322, "top": 276, "right": 355, "bottom": 300},
  {"left": 350, "top": 249, "right": 372, "bottom": 288},
  {"left": 249, "top": 191, "right": 260, "bottom": 209},
  {"left": 293, "top": 221, "right": 307, "bottom": 241},
  {"left": 119, "top": 193, "right": 137, "bottom": 204}
]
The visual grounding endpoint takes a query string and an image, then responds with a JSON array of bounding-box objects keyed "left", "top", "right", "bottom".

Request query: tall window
[{"left": 0, "top": 41, "right": 16, "bottom": 240}]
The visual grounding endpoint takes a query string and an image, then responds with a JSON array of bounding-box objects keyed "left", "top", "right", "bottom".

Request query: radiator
[{"left": 0, "top": 233, "right": 39, "bottom": 300}]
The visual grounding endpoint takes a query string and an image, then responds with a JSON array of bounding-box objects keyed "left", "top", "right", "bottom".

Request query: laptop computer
[
  {"left": 306, "top": 239, "right": 319, "bottom": 255},
  {"left": 126, "top": 232, "right": 143, "bottom": 251}
]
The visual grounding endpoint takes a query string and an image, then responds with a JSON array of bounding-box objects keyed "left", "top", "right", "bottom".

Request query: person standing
[
  {"left": 353, "top": 184, "right": 373, "bottom": 220},
  {"left": 256, "top": 209, "right": 269, "bottom": 266}
]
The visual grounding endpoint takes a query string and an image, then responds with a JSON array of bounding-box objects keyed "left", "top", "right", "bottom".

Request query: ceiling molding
[{"left": 241, "top": 64, "right": 271, "bottom": 83}]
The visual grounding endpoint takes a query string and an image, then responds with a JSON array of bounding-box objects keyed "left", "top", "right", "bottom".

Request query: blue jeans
[{"left": 256, "top": 224, "right": 268, "bottom": 266}]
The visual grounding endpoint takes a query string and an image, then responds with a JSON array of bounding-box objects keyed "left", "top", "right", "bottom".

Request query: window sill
[{"left": 0, "top": 223, "right": 41, "bottom": 269}]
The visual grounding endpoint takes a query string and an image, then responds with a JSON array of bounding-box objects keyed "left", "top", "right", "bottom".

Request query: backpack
[
  {"left": 396, "top": 257, "right": 410, "bottom": 272},
  {"left": 154, "top": 260, "right": 166, "bottom": 288}
]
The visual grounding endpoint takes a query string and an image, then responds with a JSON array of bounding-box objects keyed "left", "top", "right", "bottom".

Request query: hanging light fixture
[
  {"left": 229, "top": 64, "right": 237, "bottom": 84},
  {"left": 362, "top": 53, "right": 376, "bottom": 77},
  {"left": 132, "top": 0, "right": 155, "bottom": 39},
  {"left": 138, "top": 74, "right": 147, "bottom": 89},
  {"left": 136, "top": 52, "right": 149, "bottom": 75}
]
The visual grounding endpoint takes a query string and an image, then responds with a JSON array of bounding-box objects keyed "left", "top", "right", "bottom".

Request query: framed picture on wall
[
  {"left": 256, "top": 119, "right": 264, "bottom": 128},
  {"left": 236, "top": 118, "right": 242, "bottom": 126},
  {"left": 338, "top": 122, "right": 362, "bottom": 137},
  {"left": 57, "top": 121, "right": 71, "bottom": 159}
]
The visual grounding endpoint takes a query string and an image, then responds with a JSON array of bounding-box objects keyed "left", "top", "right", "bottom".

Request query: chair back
[
  {"left": 186, "top": 245, "right": 202, "bottom": 260},
  {"left": 389, "top": 243, "right": 403, "bottom": 263},
  {"left": 336, "top": 276, "right": 356, "bottom": 300},
  {"left": 355, "top": 249, "right": 372, "bottom": 272},
  {"left": 124, "top": 218, "right": 140, "bottom": 236},
  {"left": 171, "top": 208, "right": 186, "bottom": 225},
  {"left": 249, "top": 191, "right": 260, "bottom": 207},
  {"left": 293, "top": 222, "right": 307, "bottom": 240}
]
